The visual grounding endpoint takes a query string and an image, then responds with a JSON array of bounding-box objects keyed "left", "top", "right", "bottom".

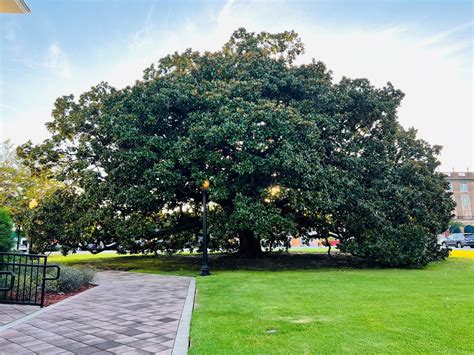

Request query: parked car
[
  {"left": 441, "top": 233, "right": 473, "bottom": 248},
  {"left": 17, "top": 239, "right": 28, "bottom": 252},
  {"left": 437, "top": 235, "right": 447, "bottom": 245},
  {"left": 463, "top": 234, "right": 474, "bottom": 248},
  {"left": 320, "top": 238, "right": 340, "bottom": 247}
]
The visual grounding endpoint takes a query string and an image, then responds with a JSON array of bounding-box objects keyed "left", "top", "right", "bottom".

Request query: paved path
[
  {"left": 0, "top": 271, "right": 195, "bottom": 355},
  {"left": 0, "top": 305, "right": 38, "bottom": 327}
]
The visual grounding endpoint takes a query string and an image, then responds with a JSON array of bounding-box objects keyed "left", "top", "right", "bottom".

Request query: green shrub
[
  {"left": 340, "top": 223, "right": 449, "bottom": 268},
  {"left": 1, "top": 265, "right": 95, "bottom": 303},
  {"left": 0, "top": 208, "right": 14, "bottom": 252},
  {"left": 45, "top": 266, "right": 96, "bottom": 293}
]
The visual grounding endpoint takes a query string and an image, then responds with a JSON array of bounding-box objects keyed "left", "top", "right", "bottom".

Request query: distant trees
[
  {"left": 17, "top": 28, "right": 454, "bottom": 266},
  {"left": 0, "top": 140, "right": 61, "bottom": 251}
]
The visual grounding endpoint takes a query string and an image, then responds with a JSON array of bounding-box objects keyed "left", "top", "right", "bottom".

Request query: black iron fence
[
  {"left": 0, "top": 271, "right": 14, "bottom": 291},
  {"left": 0, "top": 252, "right": 60, "bottom": 307}
]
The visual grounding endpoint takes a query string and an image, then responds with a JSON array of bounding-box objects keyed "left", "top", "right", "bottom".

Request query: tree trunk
[
  {"left": 325, "top": 236, "right": 332, "bottom": 258},
  {"left": 238, "top": 230, "right": 263, "bottom": 258}
]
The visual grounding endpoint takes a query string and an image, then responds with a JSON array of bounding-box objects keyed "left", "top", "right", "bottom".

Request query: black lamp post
[
  {"left": 16, "top": 226, "right": 21, "bottom": 250},
  {"left": 200, "top": 180, "right": 211, "bottom": 276}
]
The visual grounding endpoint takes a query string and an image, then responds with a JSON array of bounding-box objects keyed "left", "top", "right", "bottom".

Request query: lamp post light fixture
[
  {"left": 200, "top": 180, "right": 211, "bottom": 276},
  {"left": 269, "top": 185, "right": 281, "bottom": 197},
  {"left": 15, "top": 226, "right": 22, "bottom": 250},
  {"left": 29, "top": 198, "right": 38, "bottom": 209},
  {"left": 264, "top": 185, "right": 281, "bottom": 204}
]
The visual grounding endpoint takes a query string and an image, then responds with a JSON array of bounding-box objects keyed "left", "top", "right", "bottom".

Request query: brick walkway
[
  {"left": 0, "top": 271, "right": 194, "bottom": 354},
  {"left": 0, "top": 305, "right": 37, "bottom": 327}
]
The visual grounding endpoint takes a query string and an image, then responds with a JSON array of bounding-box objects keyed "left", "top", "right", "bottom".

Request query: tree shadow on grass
[
  {"left": 207, "top": 252, "right": 372, "bottom": 272},
  {"left": 59, "top": 252, "right": 373, "bottom": 274}
]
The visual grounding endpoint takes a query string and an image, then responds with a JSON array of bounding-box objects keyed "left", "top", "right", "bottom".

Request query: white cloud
[
  {"left": 44, "top": 42, "right": 71, "bottom": 79},
  {"left": 2, "top": 0, "right": 472, "bottom": 171},
  {"left": 421, "top": 22, "right": 473, "bottom": 47}
]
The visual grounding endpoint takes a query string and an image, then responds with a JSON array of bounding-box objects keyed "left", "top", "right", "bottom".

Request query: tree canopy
[{"left": 17, "top": 28, "right": 454, "bottom": 266}]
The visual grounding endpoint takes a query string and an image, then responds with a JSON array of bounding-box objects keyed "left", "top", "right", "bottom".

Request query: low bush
[
  {"left": 340, "top": 224, "right": 450, "bottom": 268},
  {"left": 45, "top": 266, "right": 95, "bottom": 293},
  {"left": 1, "top": 265, "right": 95, "bottom": 303}
]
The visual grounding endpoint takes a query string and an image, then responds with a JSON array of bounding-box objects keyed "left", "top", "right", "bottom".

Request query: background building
[
  {"left": 0, "top": 0, "right": 30, "bottom": 13},
  {"left": 444, "top": 171, "right": 474, "bottom": 226}
]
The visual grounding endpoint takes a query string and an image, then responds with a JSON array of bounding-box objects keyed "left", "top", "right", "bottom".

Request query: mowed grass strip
[{"left": 49, "top": 253, "right": 473, "bottom": 354}]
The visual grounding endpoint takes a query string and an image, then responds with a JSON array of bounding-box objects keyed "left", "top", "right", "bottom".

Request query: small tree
[
  {"left": 0, "top": 208, "right": 14, "bottom": 252},
  {"left": 0, "top": 139, "right": 62, "bottom": 238}
]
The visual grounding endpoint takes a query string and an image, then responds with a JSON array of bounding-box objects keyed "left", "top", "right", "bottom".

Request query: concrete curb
[{"left": 172, "top": 278, "right": 196, "bottom": 355}]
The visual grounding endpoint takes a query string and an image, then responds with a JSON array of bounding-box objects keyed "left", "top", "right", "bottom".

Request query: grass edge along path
[{"left": 48, "top": 253, "right": 474, "bottom": 354}]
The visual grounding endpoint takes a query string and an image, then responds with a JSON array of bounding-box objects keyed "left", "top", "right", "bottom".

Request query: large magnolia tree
[{"left": 18, "top": 28, "right": 454, "bottom": 266}]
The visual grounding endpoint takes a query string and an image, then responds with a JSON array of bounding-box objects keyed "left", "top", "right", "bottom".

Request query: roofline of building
[{"left": 0, "top": 0, "right": 31, "bottom": 13}]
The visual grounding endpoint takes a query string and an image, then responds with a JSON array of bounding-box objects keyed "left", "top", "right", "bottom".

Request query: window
[
  {"left": 460, "top": 183, "right": 468, "bottom": 192},
  {"left": 459, "top": 172, "right": 466, "bottom": 177},
  {"left": 461, "top": 195, "right": 471, "bottom": 208}
]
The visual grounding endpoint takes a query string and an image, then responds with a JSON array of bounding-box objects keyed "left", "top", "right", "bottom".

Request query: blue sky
[{"left": 1, "top": 0, "right": 473, "bottom": 170}]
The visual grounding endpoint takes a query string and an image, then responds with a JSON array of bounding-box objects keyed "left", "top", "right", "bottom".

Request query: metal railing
[
  {"left": 0, "top": 252, "right": 60, "bottom": 307},
  {"left": 0, "top": 271, "right": 14, "bottom": 291}
]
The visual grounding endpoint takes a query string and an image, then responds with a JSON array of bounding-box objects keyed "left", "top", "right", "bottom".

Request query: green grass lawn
[{"left": 49, "top": 252, "right": 474, "bottom": 354}]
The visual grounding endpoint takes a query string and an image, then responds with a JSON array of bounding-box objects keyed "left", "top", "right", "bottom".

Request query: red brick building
[{"left": 444, "top": 171, "right": 474, "bottom": 226}]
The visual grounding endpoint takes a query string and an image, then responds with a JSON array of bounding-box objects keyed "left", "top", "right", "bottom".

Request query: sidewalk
[
  {"left": 0, "top": 271, "right": 195, "bottom": 354},
  {"left": 0, "top": 305, "right": 37, "bottom": 327}
]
